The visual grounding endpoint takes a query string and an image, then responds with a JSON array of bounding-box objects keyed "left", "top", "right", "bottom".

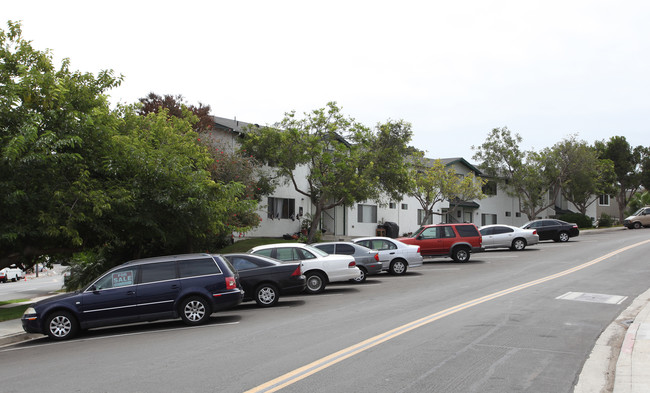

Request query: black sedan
[
  {"left": 223, "top": 253, "right": 306, "bottom": 307},
  {"left": 521, "top": 219, "right": 579, "bottom": 242}
]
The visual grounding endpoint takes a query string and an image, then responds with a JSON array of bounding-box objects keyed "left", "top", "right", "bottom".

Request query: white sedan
[
  {"left": 351, "top": 237, "right": 423, "bottom": 275},
  {"left": 248, "top": 243, "right": 360, "bottom": 294},
  {"left": 479, "top": 224, "right": 539, "bottom": 251}
]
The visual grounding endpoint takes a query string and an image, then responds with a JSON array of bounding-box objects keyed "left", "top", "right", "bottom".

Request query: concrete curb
[
  {"left": 0, "top": 332, "right": 41, "bottom": 347},
  {"left": 613, "top": 289, "right": 650, "bottom": 393},
  {"left": 575, "top": 287, "right": 650, "bottom": 393}
]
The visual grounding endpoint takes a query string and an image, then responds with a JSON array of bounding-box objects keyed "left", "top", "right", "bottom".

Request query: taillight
[
  {"left": 374, "top": 253, "right": 379, "bottom": 262},
  {"left": 291, "top": 266, "right": 302, "bottom": 277},
  {"left": 533, "top": 230, "right": 537, "bottom": 235},
  {"left": 348, "top": 261, "right": 356, "bottom": 268},
  {"left": 417, "top": 246, "right": 421, "bottom": 254},
  {"left": 225, "top": 276, "right": 237, "bottom": 290}
]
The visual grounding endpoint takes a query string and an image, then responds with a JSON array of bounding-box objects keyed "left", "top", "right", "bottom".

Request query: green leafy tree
[
  {"left": 553, "top": 136, "right": 616, "bottom": 215},
  {"left": 626, "top": 191, "right": 650, "bottom": 215},
  {"left": 473, "top": 127, "right": 562, "bottom": 220},
  {"left": 0, "top": 21, "right": 123, "bottom": 269},
  {"left": 241, "top": 102, "right": 414, "bottom": 243},
  {"left": 409, "top": 158, "right": 486, "bottom": 224},
  {"left": 137, "top": 92, "right": 274, "bottom": 234},
  {"left": 0, "top": 22, "right": 259, "bottom": 283},
  {"left": 594, "top": 136, "right": 644, "bottom": 221}
]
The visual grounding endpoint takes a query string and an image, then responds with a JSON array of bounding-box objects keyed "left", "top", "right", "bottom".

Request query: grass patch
[
  {"left": 0, "top": 299, "right": 30, "bottom": 306},
  {"left": 216, "top": 238, "right": 299, "bottom": 253},
  {"left": 0, "top": 305, "right": 30, "bottom": 322}
]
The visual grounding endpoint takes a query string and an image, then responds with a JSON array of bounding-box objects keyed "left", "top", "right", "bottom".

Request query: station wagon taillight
[{"left": 225, "top": 276, "right": 237, "bottom": 290}]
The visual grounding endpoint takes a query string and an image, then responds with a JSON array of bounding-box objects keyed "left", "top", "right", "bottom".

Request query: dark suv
[
  {"left": 22, "top": 254, "right": 243, "bottom": 340},
  {"left": 398, "top": 223, "right": 483, "bottom": 262}
]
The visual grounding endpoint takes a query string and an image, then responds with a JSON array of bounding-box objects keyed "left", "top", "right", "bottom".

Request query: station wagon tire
[
  {"left": 255, "top": 284, "right": 279, "bottom": 307},
  {"left": 305, "top": 272, "right": 326, "bottom": 294},
  {"left": 389, "top": 259, "right": 407, "bottom": 275},
  {"left": 45, "top": 311, "right": 78, "bottom": 340},
  {"left": 511, "top": 238, "right": 527, "bottom": 251},
  {"left": 452, "top": 247, "right": 470, "bottom": 263},
  {"left": 352, "top": 268, "right": 367, "bottom": 283},
  {"left": 557, "top": 231, "right": 570, "bottom": 242},
  {"left": 180, "top": 296, "right": 211, "bottom": 325},
  {"left": 633, "top": 222, "right": 642, "bottom": 229}
]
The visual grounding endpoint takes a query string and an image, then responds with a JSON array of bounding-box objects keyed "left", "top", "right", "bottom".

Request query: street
[
  {"left": 1, "top": 229, "right": 649, "bottom": 393},
  {"left": 0, "top": 267, "right": 64, "bottom": 302}
]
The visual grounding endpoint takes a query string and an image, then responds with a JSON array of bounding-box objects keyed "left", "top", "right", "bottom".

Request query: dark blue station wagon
[{"left": 22, "top": 254, "right": 244, "bottom": 340}]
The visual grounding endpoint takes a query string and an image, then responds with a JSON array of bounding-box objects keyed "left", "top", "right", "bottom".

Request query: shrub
[
  {"left": 558, "top": 213, "right": 592, "bottom": 228},
  {"left": 598, "top": 213, "right": 613, "bottom": 228}
]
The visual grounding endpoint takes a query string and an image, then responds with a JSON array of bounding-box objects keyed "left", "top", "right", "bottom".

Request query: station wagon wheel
[
  {"left": 45, "top": 311, "right": 78, "bottom": 340},
  {"left": 389, "top": 259, "right": 407, "bottom": 275},
  {"left": 452, "top": 247, "right": 470, "bottom": 263},
  {"left": 180, "top": 296, "right": 211, "bottom": 325},
  {"left": 633, "top": 222, "right": 642, "bottom": 229},
  {"left": 255, "top": 284, "right": 279, "bottom": 307},
  {"left": 511, "top": 238, "right": 526, "bottom": 251},
  {"left": 352, "top": 268, "right": 367, "bottom": 283},
  {"left": 305, "top": 272, "right": 326, "bottom": 294},
  {"left": 557, "top": 231, "right": 570, "bottom": 242}
]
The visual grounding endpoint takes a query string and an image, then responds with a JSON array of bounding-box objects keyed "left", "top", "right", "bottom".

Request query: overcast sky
[{"left": 5, "top": 1, "right": 649, "bottom": 161}]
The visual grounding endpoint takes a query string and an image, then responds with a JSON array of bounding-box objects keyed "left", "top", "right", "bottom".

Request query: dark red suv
[{"left": 397, "top": 223, "right": 483, "bottom": 262}]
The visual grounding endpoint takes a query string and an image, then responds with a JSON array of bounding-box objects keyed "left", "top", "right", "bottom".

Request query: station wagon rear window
[{"left": 179, "top": 258, "right": 222, "bottom": 278}]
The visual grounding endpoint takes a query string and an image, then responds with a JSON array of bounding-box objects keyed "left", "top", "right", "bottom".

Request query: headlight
[{"left": 23, "top": 307, "right": 36, "bottom": 316}]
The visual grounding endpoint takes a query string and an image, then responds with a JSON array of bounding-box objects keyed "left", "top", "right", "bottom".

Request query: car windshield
[
  {"left": 410, "top": 227, "right": 426, "bottom": 238},
  {"left": 303, "top": 244, "right": 329, "bottom": 257},
  {"left": 632, "top": 208, "right": 646, "bottom": 216}
]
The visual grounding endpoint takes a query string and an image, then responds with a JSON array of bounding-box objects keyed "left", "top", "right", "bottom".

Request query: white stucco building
[{"left": 204, "top": 116, "right": 596, "bottom": 240}]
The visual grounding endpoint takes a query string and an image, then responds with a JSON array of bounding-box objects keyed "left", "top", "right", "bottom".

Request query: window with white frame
[
  {"left": 357, "top": 204, "right": 377, "bottom": 223},
  {"left": 599, "top": 195, "right": 610, "bottom": 206},
  {"left": 389, "top": 202, "right": 396, "bottom": 209},
  {"left": 267, "top": 197, "right": 295, "bottom": 219},
  {"left": 401, "top": 203, "right": 408, "bottom": 210},
  {"left": 417, "top": 209, "right": 433, "bottom": 225}
]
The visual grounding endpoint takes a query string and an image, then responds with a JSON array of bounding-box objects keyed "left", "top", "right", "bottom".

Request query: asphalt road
[
  {"left": 0, "top": 269, "right": 64, "bottom": 302},
  {"left": 1, "top": 229, "right": 649, "bottom": 393}
]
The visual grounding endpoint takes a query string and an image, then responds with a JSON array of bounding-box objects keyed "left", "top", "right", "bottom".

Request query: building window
[
  {"left": 417, "top": 209, "right": 433, "bottom": 225},
  {"left": 505, "top": 211, "right": 511, "bottom": 217},
  {"left": 481, "top": 213, "right": 497, "bottom": 226},
  {"left": 515, "top": 212, "right": 521, "bottom": 218},
  {"left": 389, "top": 202, "right": 396, "bottom": 209},
  {"left": 482, "top": 181, "right": 497, "bottom": 196},
  {"left": 599, "top": 195, "right": 610, "bottom": 206},
  {"left": 357, "top": 204, "right": 377, "bottom": 223},
  {"left": 268, "top": 197, "right": 295, "bottom": 219},
  {"left": 401, "top": 204, "right": 408, "bottom": 210}
]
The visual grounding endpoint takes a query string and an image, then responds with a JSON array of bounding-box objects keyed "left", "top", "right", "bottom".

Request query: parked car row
[{"left": 21, "top": 219, "right": 579, "bottom": 341}]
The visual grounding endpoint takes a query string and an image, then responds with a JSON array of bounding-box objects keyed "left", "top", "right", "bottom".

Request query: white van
[
  {"left": 624, "top": 207, "right": 650, "bottom": 229},
  {"left": 1, "top": 266, "right": 24, "bottom": 282}
]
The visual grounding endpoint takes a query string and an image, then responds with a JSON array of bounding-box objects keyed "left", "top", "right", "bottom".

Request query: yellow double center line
[{"left": 246, "top": 239, "right": 650, "bottom": 393}]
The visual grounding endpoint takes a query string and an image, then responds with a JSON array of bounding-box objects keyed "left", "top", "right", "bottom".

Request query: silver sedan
[{"left": 479, "top": 224, "right": 539, "bottom": 251}]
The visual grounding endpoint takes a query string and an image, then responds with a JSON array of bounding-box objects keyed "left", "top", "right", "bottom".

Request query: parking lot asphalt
[{"left": 1, "top": 227, "right": 647, "bottom": 392}]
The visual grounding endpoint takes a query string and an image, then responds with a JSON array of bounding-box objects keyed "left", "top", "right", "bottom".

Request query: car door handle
[
  {"left": 389, "top": 252, "right": 395, "bottom": 255},
  {"left": 127, "top": 291, "right": 136, "bottom": 295},
  {"left": 171, "top": 285, "right": 179, "bottom": 289}
]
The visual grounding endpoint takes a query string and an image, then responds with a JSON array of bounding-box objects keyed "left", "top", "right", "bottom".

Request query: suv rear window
[{"left": 455, "top": 225, "right": 480, "bottom": 237}]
